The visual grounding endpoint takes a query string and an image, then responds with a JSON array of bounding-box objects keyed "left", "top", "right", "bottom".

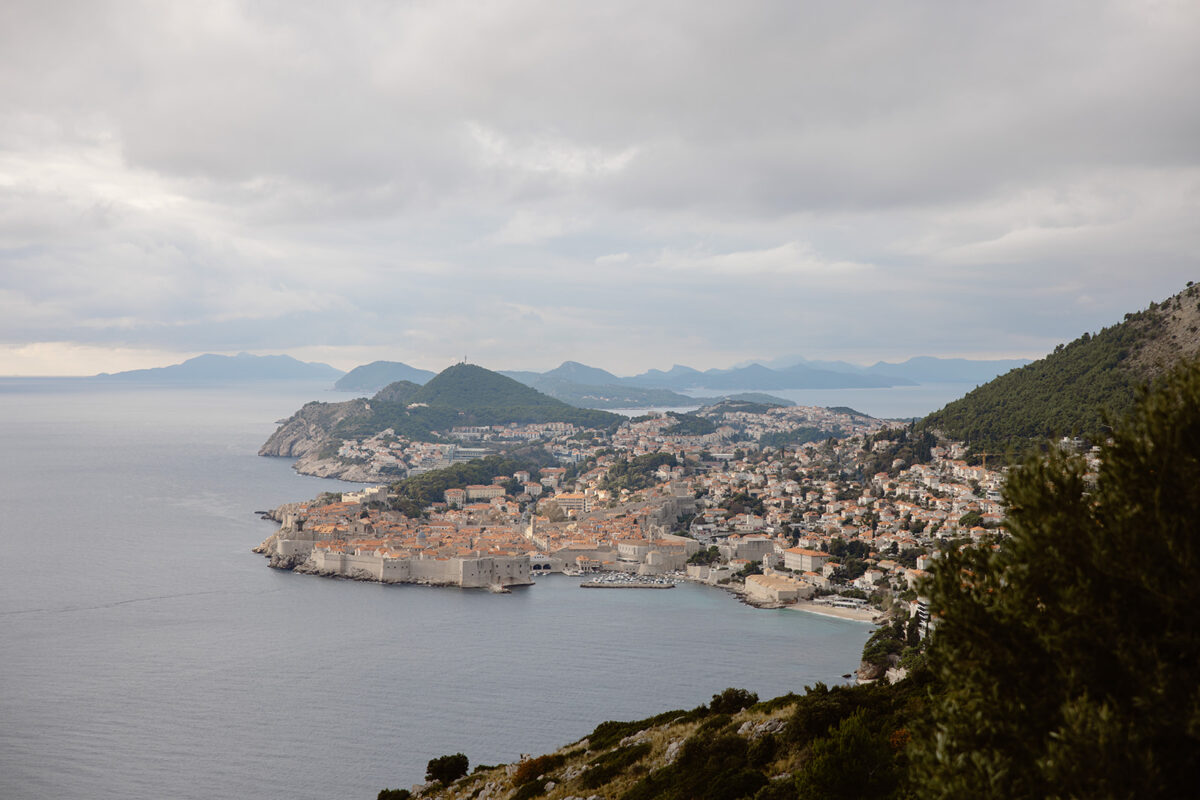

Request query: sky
[{"left": 1, "top": 0, "right": 1198, "bottom": 376}]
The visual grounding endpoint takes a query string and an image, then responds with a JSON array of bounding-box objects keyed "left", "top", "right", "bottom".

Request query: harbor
[{"left": 580, "top": 574, "right": 678, "bottom": 589}]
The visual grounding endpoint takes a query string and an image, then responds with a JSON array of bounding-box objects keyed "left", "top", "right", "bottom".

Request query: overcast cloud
[{"left": 1, "top": 0, "right": 1197, "bottom": 375}]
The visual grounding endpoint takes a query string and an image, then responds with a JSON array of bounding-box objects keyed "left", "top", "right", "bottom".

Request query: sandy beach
[{"left": 788, "top": 600, "right": 880, "bottom": 623}]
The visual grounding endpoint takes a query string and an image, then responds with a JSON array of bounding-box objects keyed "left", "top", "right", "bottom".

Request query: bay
[
  {"left": 610, "top": 383, "right": 970, "bottom": 420},
  {"left": 695, "top": 382, "right": 970, "bottom": 420},
  {"left": 0, "top": 380, "right": 871, "bottom": 800}
]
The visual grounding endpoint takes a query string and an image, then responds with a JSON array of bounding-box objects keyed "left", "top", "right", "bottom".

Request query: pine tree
[{"left": 911, "top": 361, "right": 1200, "bottom": 798}]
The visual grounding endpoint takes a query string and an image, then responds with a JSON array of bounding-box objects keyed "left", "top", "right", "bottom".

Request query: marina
[{"left": 580, "top": 574, "right": 679, "bottom": 589}]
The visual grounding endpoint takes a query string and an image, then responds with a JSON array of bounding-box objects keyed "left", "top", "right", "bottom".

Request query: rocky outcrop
[
  {"left": 736, "top": 718, "right": 786, "bottom": 739},
  {"left": 258, "top": 398, "right": 369, "bottom": 458},
  {"left": 268, "top": 551, "right": 311, "bottom": 570},
  {"left": 291, "top": 451, "right": 384, "bottom": 482},
  {"left": 856, "top": 660, "right": 888, "bottom": 682},
  {"left": 293, "top": 560, "right": 378, "bottom": 582},
  {"left": 856, "top": 652, "right": 901, "bottom": 682}
]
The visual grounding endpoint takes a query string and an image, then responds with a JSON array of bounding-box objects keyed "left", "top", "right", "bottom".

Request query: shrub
[
  {"left": 581, "top": 742, "right": 652, "bottom": 789},
  {"left": 584, "top": 708, "right": 696, "bottom": 751},
  {"left": 512, "top": 753, "right": 564, "bottom": 786},
  {"left": 425, "top": 753, "right": 469, "bottom": 784},
  {"left": 910, "top": 360, "right": 1200, "bottom": 797},
  {"left": 511, "top": 778, "right": 548, "bottom": 800},
  {"left": 749, "top": 692, "right": 803, "bottom": 714},
  {"left": 621, "top": 732, "right": 765, "bottom": 800},
  {"left": 708, "top": 688, "right": 759, "bottom": 715},
  {"left": 796, "top": 709, "right": 897, "bottom": 800}
]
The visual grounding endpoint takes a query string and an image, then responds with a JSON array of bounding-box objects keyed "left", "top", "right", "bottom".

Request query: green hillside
[
  {"left": 920, "top": 284, "right": 1200, "bottom": 453},
  {"left": 413, "top": 363, "right": 566, "bottom": 408},
  {"left": 372, "top": 380, "right": 423, "bottom": 404},
  {"left": 331, "top": 364, "right": 622, "bottom": 440}
]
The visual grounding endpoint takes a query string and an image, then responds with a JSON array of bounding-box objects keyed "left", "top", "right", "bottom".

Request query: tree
[
  {"left": 708, "top": 687, "right": 759, "bottom": 715},
  {"left": 796, "top": 709, "right": 897, "bottom": 800},
  {"left": 911, "top": 361, "right": 1200, "bottom": 798},
  {"left": 956, "top": 510, "right": 983, "bottom": 529},
  {"left": 735, "top": 560, "right": 762, "bottom": 578},
  {"left": 426, "top": 753, "right": 469, "bottom": 785},
  {"left": 540, "top": 501, "right": 566, "bottom": 522}
]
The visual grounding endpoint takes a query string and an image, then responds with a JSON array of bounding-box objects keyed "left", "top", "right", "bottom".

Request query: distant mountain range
[
  {"left": 622, "top": 361, "right": 913, "bottom": 390},
  {"left": 328, "top": 356, "right": 1030, "bottom": 409},
  {"left": 89, "top": 351, "right": 1031, "bottom": 407},
  {"left": 919, "top": 284, "right": 1200, "bottom": 451},
  {"left": 334, "top": 360, "right": 436, "bottom": 391},
  {"left": 95, "top": 353, "right": 343, "bottom": 383},
  {"left": 735, "top": 355, "right": 1033, "bottom": 385}
]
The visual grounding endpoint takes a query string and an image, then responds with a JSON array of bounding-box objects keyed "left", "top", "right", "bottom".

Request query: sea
[
  {"left": 700, "top": 382, "right": 973, "bottom": 420},
  {"left": 0, "top": 379, "right": 881, "bottom": 800},
  {"left": 607, "top": 382, "right": 972, "bottom": 420}
]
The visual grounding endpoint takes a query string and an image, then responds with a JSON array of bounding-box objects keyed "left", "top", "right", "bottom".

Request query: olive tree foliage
[{"left": 911, "top": 361, "right": 1200, "bottom": 798}]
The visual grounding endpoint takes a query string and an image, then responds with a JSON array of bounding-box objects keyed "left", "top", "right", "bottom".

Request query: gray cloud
[{"left": 0, "top": 0, "right": 1197, "bottom": 374}]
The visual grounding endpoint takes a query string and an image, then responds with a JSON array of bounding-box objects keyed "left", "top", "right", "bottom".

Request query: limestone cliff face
[
  {"left": 292, "top": 451, "right": 384, "bottom": 482},
  {"left": 258, "top": 398, "right": 369, "bottom": 457},
  {"left": 856, "top": 651, "right": 901, "bottom": 682}
]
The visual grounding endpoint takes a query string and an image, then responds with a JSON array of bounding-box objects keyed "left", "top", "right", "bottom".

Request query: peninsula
[{"left": 255, "top": 362, "right": 1002, "bottom": 655}]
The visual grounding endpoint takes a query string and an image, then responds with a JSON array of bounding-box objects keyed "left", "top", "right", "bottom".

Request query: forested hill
[
  {"left": 263, "top": 364, "right": 623, "bottom": 450},
  {"left": 337, "top": 364, "right": 623, "bottom": 439},
  {"left": 412, "top": 363, "right": 569, "bottom": 409},
  {"left": 919, "top": 284, "right": 1200, "bottom": 452}
]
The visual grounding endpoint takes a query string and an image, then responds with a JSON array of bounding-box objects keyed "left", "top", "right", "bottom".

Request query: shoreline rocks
[
  {"left": 257, "top": 398, "right": 368, "bottom": 458},
  {"left": 290, "top": 451, "right": 382, "bottom": 482}
]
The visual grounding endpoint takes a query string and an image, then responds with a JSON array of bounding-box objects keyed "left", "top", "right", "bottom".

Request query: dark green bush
[
  {"left": 708, "top": 688, "right": 759, "bottom": 715},
  {"left": 425, "top": 753, "right": 469, "bottom": 784},
  {"left": 749, "top": 692, "right": 803, "bottom": 714},
  {"left": 620, "top": 733, "right": 765, "bottom": 800},
  {"left": 585, "top": 708, "right": 696, "bottom": 751},
  {"left": 581, "top": 742, "right": 652, "bottom": 789},
  {"left": 511, "top": 778, "right": 548, "bottom": 800}
]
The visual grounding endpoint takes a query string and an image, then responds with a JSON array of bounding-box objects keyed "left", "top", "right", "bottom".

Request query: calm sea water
[
  {"left": 0, "top": 380, "right": 871, "bottom": 800},
  {"left": 612, "top": 383, "right": 971, "bottom": 420},
  {"left": 685, "top": 383, "right": 972, "bottom": 420}
]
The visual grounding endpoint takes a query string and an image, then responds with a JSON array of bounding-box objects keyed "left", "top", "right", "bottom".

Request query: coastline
[
  {"left": 688, "top": 577, "right": 881, "bottom": 623},
  {"left": 787, "top": 599, "right": 880, "bottom": 623}
]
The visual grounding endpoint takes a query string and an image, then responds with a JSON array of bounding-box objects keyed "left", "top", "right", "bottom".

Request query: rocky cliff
[
  {"left": 291, "top": 451, "right": 384, "bottom": 482},
  {"left": 258, "top": 398, "right": 369, "bottom": 457}
]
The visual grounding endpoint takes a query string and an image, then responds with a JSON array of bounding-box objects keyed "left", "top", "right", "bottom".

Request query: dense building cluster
[{"left": 262, "top": 402, "right": 1016, "bottom": 616}]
